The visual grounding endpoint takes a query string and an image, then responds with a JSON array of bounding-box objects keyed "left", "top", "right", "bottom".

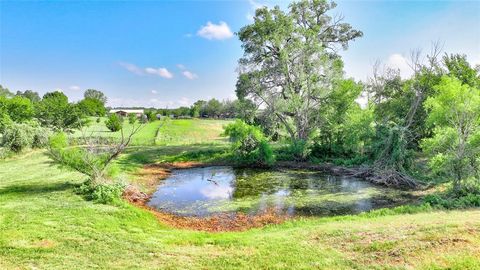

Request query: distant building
[{"left": 109, "top": 109, "right": 144, "bottom": 117}]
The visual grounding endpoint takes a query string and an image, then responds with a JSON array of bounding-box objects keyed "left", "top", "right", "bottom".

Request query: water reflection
[{"left": 147, "top": 166, "right": 402, "bottom": 217}]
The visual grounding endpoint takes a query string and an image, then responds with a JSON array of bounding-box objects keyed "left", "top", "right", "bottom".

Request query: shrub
[
  {"left": 0, "top": 113, "right": 13, "bottom": 133},
  {"left": 424, "top": 192, "right": 480, "bottom": 209},
  {"left": 285, "top": 139, "right": 311, "bottom": 161},
  {"left": 77, "top": 180, "right": 125, "bottom": 204},
  {"left": 105, "top": 114, "right": 123, "bottom": 132},
  {"left": 1, "top": 122, "right": 35, "bottom": 152},
  {"left": 31, "top": 123, "right": 52, "bottom": 148},
  {"left": 128, "top": 113, "right": 137, "bottom": 124},
  {"left": 223, "top": 120, "right": 274, "bottom": 166}
]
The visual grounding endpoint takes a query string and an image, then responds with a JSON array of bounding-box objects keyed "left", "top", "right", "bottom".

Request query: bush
[
  {"left": 223, "top": 120, "right": 275, "bottom": 166},
  {"left": 284, "top": 139, "right": 311, "bottom": 161},
  {"left": 424, "top": 192, "right": 480, "bottom": 209},
  {"left": 105, "top": 114, "right": 123, "bottom": 132},
  {"left": 31, "top": 123, "right": 52, "bottom": 148},
  {"left": 77, "top": 180, "right": 125, "bottom": 204},
  {"left": 1, "top": 121, "right": 52, "bottom": 153},
  {"left": 1, "top": 122, "right": 34, "bottom": 152},
  {"left": 128, "top": 113, "right": 137, "bottom": 124}
]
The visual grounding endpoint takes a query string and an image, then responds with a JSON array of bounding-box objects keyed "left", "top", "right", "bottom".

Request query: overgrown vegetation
[{"left": 223, "top": 120, "right": 274, "bottom": 166}]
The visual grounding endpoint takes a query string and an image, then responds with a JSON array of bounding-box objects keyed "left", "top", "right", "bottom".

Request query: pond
[{"left": 147, "top": 166, "right": 410, "bottom": 217}]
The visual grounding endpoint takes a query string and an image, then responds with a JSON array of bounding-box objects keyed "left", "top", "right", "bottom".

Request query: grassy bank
[
  {"left": 1, "top": 119, "right": 479, "bottom": 269},
  {"left": 1, "top": 150, "right": 479, "bottom": 269}
]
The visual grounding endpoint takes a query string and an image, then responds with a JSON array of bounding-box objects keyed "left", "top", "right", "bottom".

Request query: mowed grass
[
  {"left": 72, "top": 118, "right": 161, "bottom": 145},
  {"left": 1, "top": 151, "right": 480, "bottom": 269},
  {"left": 71, "top": 118, "right": 231, "bottom": 146},
  {"left": 155, "top": 118, "right": 232, "bottom": 145}
]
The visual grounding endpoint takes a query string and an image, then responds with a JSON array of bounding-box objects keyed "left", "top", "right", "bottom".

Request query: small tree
[
  {"left": 47, "top": 121, "right": 144, "bottom": 198},
  {"left": 127, "top": 113, "right": 137, "bottom": 124},
  {"left": 422, "top": 76, "right": 480, "bottom": 193},
  {"left": 105, "top": 114, "right": 122, "bottom": 132},
  {"left": 223, "top": 120, "right": 274, "bottom": 166}
]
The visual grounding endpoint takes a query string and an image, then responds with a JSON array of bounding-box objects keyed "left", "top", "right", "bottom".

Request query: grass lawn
[
  {"left": 71, "top": 118, "right": 231, "bottom": 146},
  {"left": 155, "top": 118, "right": 232, "bottom": 145},
  {"left": 1, "top": 119, "right": 479, "bottom": 269}
]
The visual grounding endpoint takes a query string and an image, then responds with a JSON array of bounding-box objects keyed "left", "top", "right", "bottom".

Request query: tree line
[{"left": 227, "top": 0, "right": 480, "bottom": 200}]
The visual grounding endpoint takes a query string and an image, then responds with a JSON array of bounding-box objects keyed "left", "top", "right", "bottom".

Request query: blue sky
[{"left": 1, "top": 0, "right": 479, "bottom": 108}]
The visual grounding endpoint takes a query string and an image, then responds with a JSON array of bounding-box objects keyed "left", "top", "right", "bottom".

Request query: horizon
[{"left": 1, "top": 0, "right": 479, "bottom": 108}]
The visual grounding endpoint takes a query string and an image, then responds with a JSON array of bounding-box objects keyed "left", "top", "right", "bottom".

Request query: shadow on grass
[{"left": 0, "top": 182, "right": 77, "bottom": 197}]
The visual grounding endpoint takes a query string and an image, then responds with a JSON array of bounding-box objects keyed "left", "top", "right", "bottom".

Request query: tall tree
[
  {"left": 84, "top": 89, "right": 107, "bottom": 104},
  {"left": 0, "top": 85, "right": 13, "bottom": 98},
  {"left": 422, "top": 76, "right": 480, "bottom": 191},
  {"left": 35, "top": 91, "right": 84, "bottom": 130},
  {"left": 16, "top": 90, "right": 41, "bottom": 103},
  {"left": 236, "top": 0, "right": 362, "bottom": 142}
]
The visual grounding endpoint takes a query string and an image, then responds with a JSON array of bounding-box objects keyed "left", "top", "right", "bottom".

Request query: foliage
[
  {"left": 128, "top": 113, "right": 137, "bottom": 124},
  {"left": 1, "top": 122, "right": 35, "bottom": 152},
  {"left": 84, "top": 89, "right": 107, "bottom": 104},
  {"left": 77, "top": 97, "right": 106, "bottom": 117},
  {"left": 0, "top": 84, "right": 13, "bottom": 97},
  {"left": 16, "top": 90, "right": 41, "bottom": 103},
  {"left": 48, "top": 120, "right": 143, "bottom": 187},
  {"left": 1, "top": 121, "right": 50, "bottom": 152},
  {"left": 105, "top": 113, "right": 123, "bottom": 132},
  {"left": 424, "top": 192, "right": 480, "bottom": 209},
  {"left": 422, "top": 76, "right": 480, "bottom": 192},
  {"left": 236, "top": 0, "right": 362, "bottom": 142},
  {"left": 77, "top": 180, "right": 125, "bottom": 204},
  {"left": 0, "top": 95, "right": 34, "bottom": 122},
  {"left": 223, "top": 120, "right": 274, "bottom": 166},
  {"left": 35, "top": 91, "right": 85, "bottom": 130}
]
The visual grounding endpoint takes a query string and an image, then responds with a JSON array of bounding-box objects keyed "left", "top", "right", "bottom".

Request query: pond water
[{"left": 147, "top": 166, "right": 409, "bottom": 217}]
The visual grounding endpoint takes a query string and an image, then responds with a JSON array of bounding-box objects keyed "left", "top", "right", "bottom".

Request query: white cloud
[
  {"left": 386, "top": 53, "right": 413, "bottom": 78},
  {"left": 119, "top": 62, "right": 173, "bottom": 79},
  {"left": 144, "top": 67, "right": 173, "bottom": 79},
  {"left": 197, "top": 21, "right": 233, "bottom": 40},
  {"left": 182, "top": 70, "right": 198, "bottom": 80},
  {"left": 69, "top": 85, "right": 81, "bottom": 91},
  {"left": 151, "top": 90, "right": 158, "bottom": 94},
  {"left": 176, "top": 64, "right": 198, "bottom": 80},
  {"left": 118, "top": 62, "right": 143, "bottom": 75}
]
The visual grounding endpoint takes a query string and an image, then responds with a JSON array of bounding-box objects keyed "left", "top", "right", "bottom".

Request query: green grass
[
  {"left": 1, "top": 151, "right": 480, "bottom": 269},
  {"left": 155, "top": 118, "right": 232, "bottom": 145},
  {"left": 1, "top": 119, "right": 480, "bottom": 269},
  {"left": 72, "top": 118, "right": 161, "bottom": 145},
  {"left": 72, "top": 118, "right": 231, "bottom": 146}
]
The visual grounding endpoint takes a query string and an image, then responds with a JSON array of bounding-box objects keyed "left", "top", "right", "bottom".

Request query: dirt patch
[
  {"left": 124, "top": 161, "right": 287, "bottom": 232},
  {"left": 146, "top": 207, "right": 287, "bottom": 232}
]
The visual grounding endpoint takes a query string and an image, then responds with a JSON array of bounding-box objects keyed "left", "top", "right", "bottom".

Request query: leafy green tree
[
  {"left": 128, "top": 113, "right": 137, "bottom": 124},
  {"left": 105, "top": 114, "right": 123, "bottom": 132},
  {"left": 236, "top": 0, "right": 362, "bottom": 143},
  {"left": 77, "top": 97, "right": 106, "bottom": 116},
  {"left": 16, "top": 90, "right": 41, "bottom": 103},
  {"left": 443, "top": 54, "right": 479, "bottom": 88},
  {"left": 205, "top": 98, "right": 222, "bottom": 118},
  {"left": 223, "top": 120, "right": 274, "bottom": 166},
  {"left": 35, "top": 91, "right": 84, "bottom": 130},
  {"left": 0, "top": 95, "right": 34, "bottom": 123},
  {"left": 191, "top": 100, "right": 207, "bottom": 117},
  {"left": 422, "top": 76, "right": 480, "bottom": 192},
  {"left": 84, "top": 89, "right": 107, "bottom": 104},
  {"left": 0, "top": 85, "right": 13, "bottom": 97}
]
